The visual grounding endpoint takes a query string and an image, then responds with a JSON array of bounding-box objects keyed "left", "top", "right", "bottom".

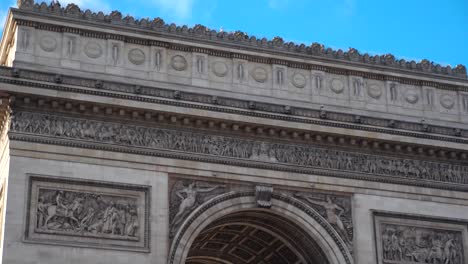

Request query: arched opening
[
  {"left": 185, "top": 210, "right": 330, "bottom": 264},
  {"left": 168, "top": 192, "right": 352, "bottom": 264}
]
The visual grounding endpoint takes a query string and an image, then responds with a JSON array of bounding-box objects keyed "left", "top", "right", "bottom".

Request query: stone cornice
[
  {"left": 2, "top": 67, "right": 468, "bottom": 149},
  {"left": 6, "top": 1, "right": 467, "bottom": 81}
]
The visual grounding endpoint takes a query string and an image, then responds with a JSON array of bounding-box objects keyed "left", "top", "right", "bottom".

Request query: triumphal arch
[{"left": 0, "top": 1, "right": 468, "bottom": 263}]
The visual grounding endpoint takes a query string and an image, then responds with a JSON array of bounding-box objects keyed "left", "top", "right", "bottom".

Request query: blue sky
[{"left": 0, "top": 0, "right": 467, "bottom": 67}]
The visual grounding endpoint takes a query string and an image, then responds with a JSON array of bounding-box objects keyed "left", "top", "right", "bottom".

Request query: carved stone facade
[
  {"left": 25, "top": 176, "right": 150, "bottom": 251},
  {"left": 0, "top": 1, "right": 468, "bottom": 264}
]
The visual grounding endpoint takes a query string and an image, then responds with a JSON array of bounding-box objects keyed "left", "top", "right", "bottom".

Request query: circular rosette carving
[
  {"left": 330, "top": 79, "right": 345, "bottom": 94},
  {"left": 84, "top": 42, "right": 103, "bottom": 59},
  {"left": 440, "top": 94, "right": 455, "bottom": 109},
  {"left": 251, "top": 67, "right": 268, "bottom": 83},
  {"left": 367, "top": 84, "right": 383, "bottom": 99},
  {"left": 170, "top": 55, "right": 188, "bottom": 71},
  {"left": 291, "top": 73, "right": 307, "bottom": 88},
  {"left": 128, "top": 48, "right": 146, "bottom": 65},
  {"left": 212, "top": 61, "right": 228, "bottom": 77},
  {"left": 39, "top": 35, "right": 57, "bottom": 52},
  {"left": 405, "top": 90, "right": 419, "bottom": 104}
]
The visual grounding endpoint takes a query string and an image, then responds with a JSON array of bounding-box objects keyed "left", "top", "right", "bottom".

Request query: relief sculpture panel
[
  {"left": 25, "top": 176, "right": 150, "bottom": 251},
  {"left": 374, "top": 213, "right": 468, "bottom": 264}
]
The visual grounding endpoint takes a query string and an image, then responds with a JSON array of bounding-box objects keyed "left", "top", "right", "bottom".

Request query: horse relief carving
[
  {"left": 26, "top": 177, "right": 150, "bottom": 251},
  {"left": 36, "top": 188, "right": 139, "bottom": 240}
]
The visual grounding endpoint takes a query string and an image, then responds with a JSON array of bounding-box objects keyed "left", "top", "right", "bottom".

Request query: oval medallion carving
[
  {"left": 128, "top": 48, "right": 146, "bottom": 65},
  {"left": 212, "top": 61, "right": 228, "bottom": 77},
  {"left": 251, "top": 67, "right": 268, "bottom": 83},
  {"left": 440, "top": 94, "right": 455, "bottom": 109},
  {"left": 367, "top": 84, "right": 383, "bottom": 99},
  {"left": 330, "top": 79, "right": 345, "bottom": 94},
  {"left": 405, "top": 90, "right": 419, "bottom": 104},
  {"left": 291, "top": 73, "right": 306, "bottom": 88},
  {"left": 170, "top": 55, "right": 187, "bottom": 71},
  {"left": 84, "top": 42, "right": 103, "bottom": 59},
  {"left": 39, "top": 35, "right": 57, "bottom": 52}
]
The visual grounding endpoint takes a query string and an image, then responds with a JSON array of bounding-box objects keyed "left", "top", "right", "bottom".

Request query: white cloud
[
  {"left": 151, "top": 0, "right": 194, "bottom": 20},
  {"left": 57, "top": 0, "right": 112, "bottom": 13}
]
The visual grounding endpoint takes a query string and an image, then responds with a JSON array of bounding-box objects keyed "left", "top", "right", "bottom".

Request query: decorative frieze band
[{"left": 10, "top": 111, "right": 468, "bottom": 190}]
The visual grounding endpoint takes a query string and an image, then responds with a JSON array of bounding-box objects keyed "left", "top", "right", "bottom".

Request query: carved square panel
[
  {"left": 374, "top": 212, "right": 468, "bottom": 264},
  {"left": 25, "top": 175, "right": 150, "bottom": 252}
]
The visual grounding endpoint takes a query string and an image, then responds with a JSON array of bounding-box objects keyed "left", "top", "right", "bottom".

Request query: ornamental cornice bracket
[{"left": 255, "top": 185, "right": 274, "bottom": 208}]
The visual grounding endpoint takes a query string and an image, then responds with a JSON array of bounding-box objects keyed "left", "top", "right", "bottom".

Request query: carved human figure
[
  {"left": 297, "top": 194, "right": 348, "bottom": 240},
  {"left": 102, "top": 202, "right": 117, "bottom": 233},
  {"left": 444, "top": 238, "right": 458, "bottom": 264},
  {"left": 277, "top": 69, "right": 283, "bottom": 85},
  {"left": 67, "top": 38, "right": 74, "bottom": 57},
  {"left": 353, "top": 78, "right": 362, "bottom": 96},
  {"left": 390, "top": 83, "right": 398, "bottom": 101},
  {"left": 36, "top": 196, "right": 47, "bottom": 228},
  {"left": 125, "top": 205, "right": 139, "bottom": 236},
  {"left": 197, "top": 56, "right": 204, "bottom": 74},
  {"left": 389, "top": 231, "right": 403, "bottom": 260},
  {"left": 237, "top": 63, "right": 244, "bottom": 80},
  {"left": 315, "top": 75, "right": 323, "bottom": 90},
  {"left": 112, "top": 44, "right": 119, "bottom": 65},
  {"left": 155, "top": 51, "right": 161, "bottom": 70},
  {"left": 171, "top": 182, "right": 222, "bottom": 230},
  {"left": 426, "top": 89, "right": 434, "bottom": 106},
  {"left": 79, "top": 207, "right": 95, "bottom": 230},
  {"left": 428, "top": 235, "right": 444, "bottom": 263}
]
